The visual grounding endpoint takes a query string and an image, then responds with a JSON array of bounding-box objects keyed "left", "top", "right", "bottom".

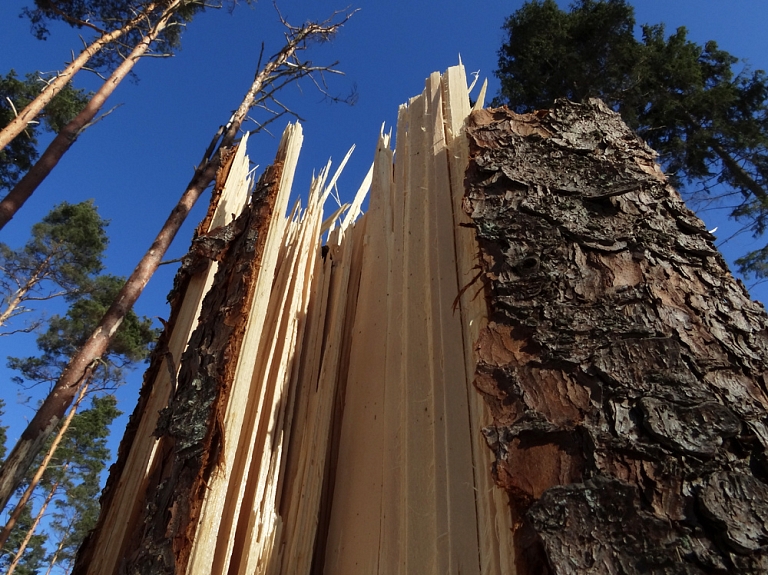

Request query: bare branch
[
  {"left": 42, "top": 0, "right": 108, "bottom": 34},
  {"left": 76, "top": 104, "right": 124, "bottom": 136}
]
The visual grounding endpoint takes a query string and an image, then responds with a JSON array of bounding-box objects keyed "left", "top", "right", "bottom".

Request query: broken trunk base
[{"left": 74, "top": 70, "right": 768, "bottom": 575}]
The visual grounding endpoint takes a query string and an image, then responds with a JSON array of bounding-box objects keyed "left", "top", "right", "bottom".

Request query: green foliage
[
  {"left": 8, "top": 274, "right": 158, "bottom": 391},
  {"left": 2, "top": 200, "right": 108, "bottom": 292},
  {"left": 495, "top": 0, "right": 768, "bottom": 278},
  {"left": 45, "top": 395, "right": 121, "bottom": 572},
  {"left": 0, "top": 202, "right": 150, "bottom": 571},
  {"left": 0, "top": 70, "right": 89, "bottom": 190},
  {"left": 0, "top": 503, "right": 48, "bottom": 575},
  {"left": 0, "top": 396, "right": 119, "bottom": 573},
  {"left": 0, "top": 200, "right": 109, "bottom": 334},
  {"left": 22, "top": 0, "right": 210, "bottom": 74},
  {"left": 496, "top": 0, "right": 638, "bottom": 113}
]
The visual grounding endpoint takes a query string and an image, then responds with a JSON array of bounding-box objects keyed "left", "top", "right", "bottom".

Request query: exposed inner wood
[{"left": 75, "top": 67, "right": 768, "bottom": 575}]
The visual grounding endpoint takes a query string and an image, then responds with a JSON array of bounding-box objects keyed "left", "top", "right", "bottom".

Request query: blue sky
[{"left": 1, "top": 0, "right": 768, "bottom": 462}]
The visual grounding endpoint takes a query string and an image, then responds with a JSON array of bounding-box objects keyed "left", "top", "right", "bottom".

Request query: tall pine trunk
[
  {"left": 0, "top": 1, "right": 161, "bottom": 152},
  {"left": 6, "top": 469, "right": 65, "bottom": 575},
  {"left": 465, "top": 101, "right": 768, "bottom": 573},
  {"left": 0, "top": 380, "right": 87, "bottom": 549},
  {"left": 0, "top": 0, "right": 181, "bottom": 230},
  {"left": 0, "top": 17, "right": 347, "bottom": 518}
]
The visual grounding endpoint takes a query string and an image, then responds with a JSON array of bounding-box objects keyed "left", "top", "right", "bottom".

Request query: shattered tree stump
[{"left": 74, "top": 68, "right": 768, "bottom": 575}]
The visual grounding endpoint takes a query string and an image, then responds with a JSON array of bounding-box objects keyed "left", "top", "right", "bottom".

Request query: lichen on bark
[{"left": 465, "top": 100, "right": 768, "bottom": 574}]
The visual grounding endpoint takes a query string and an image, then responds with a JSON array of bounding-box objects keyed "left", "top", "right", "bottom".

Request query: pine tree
[
  {"left": 0, "top": 0, "right": 245, "bottom": 229},
  {"left": 8, "top": 274, "right": 157, "bottom": 393},
  {"left": 0, "top": 503, "right": 48, "bottom": 575},
  {"left": 21, "top": 0, "right": 201, "bottom": 75},
  {"left": 494, "top": 0, "right": 768, "bottom": 278},
  {"left": 44, "top": 396, "right": 122, "bottom": 574},
  {"left": 0, "top": 200, "right": 109, "bottom": 336}
]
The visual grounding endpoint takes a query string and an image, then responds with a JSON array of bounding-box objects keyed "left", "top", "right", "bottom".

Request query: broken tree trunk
[
  {"left": 74, "top": 68, "right": 768, "bottom": 575},
  {"left": 0, "top": 15, "right": 346, "bottom": 514},
  {"left": 465, "top": 101, "right": 768, "bottom": 574}
]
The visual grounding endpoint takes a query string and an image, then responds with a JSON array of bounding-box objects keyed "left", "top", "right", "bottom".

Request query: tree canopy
[
  {"left": 21, "top": 0, "right": 204, "bottom": 74},
  {"left": 495, "top": 0, "right": 768, "bottom": 278},
  {"left": 8, "top": 273, "right": 157, "bottom": 392},
  {"left": 0, "top": 200, "right": 109, "bottom": 334},
  {"left": 45, "top": 395, "right": 121, "bottom": 572}
]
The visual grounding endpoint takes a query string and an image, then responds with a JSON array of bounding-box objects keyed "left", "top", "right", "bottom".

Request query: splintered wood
[{"left": 73, "top": 65, "right": 512, "bottom": 575}]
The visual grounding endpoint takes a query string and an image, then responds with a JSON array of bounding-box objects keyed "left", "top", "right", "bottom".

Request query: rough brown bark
[
  {"left": 121, "top": 162, "right": 283, "bottom": 575},
  {"left": 0, "top": 0, "right": 181, "bottom": 230},
  {"left": 465, "top": 101, "right": 768, "bottom": 574}
]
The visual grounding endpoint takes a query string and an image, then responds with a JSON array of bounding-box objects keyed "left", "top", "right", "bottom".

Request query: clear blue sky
[{"left": 1, "top": 0, "right": 767, "bottom": 458}]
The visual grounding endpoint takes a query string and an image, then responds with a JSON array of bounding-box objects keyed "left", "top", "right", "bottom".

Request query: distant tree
[
  {"left": 0, "top": 278, "right": 152, "bottom": 558},
  {"left": 0, "top": 381, "right": 87, "bottom": 555},
  {"left": 0, "top": 394, "right": 119, "bottom": 574},
  {"left": 0, "top": 200, "right": 108, "bottom": 335},
  {"left": 44, "top": 395, "right": 121, "bottom": 574},
  {"left": 0, "top": 71, "right": 88, "bottom": 189},
  {"left": 21, "top": 0, "right": 197, "bottom": 75},
  {"left": 495, "top": 0, "right": 768, "bottom": 278},
  {"left": 0, "top": 503, "right": 47, "bottom": 575},
  {"left": 0, "top": 0, "right": 202, "bottom": 153},
  {"left": 8, "top": 274, "right": 157, "bottom": 393}
]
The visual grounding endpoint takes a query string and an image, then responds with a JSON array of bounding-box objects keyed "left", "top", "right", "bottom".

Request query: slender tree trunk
[
  {"left": 0, "top": 255, "right": 52, "bottom": 329},
  {"left": 44, "top": 523, "right": 71, "bottom": 575},
  {"left": 6, "top": 469, "right": 66, "bottom": 575},
  {"left": 0, "top": 380, "right": 88, "bottom": 550},
  {"left": 0, "top": 1, "right": 160, "bottom": 151},
  {"left": 0, "top": 0, "right": 182, "bottom": 230},
  {"left": 0, "top": 19, "right": 344, "bottom": 514},
  {"left": 465, "top": 102, "right": 768, "bottom": 573}
]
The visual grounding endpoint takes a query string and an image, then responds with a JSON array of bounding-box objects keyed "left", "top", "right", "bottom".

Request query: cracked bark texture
[
  {"left": 70, "top": 148, "right": 241, "bottom": 575},
  {"left": 465, "top": 101, "right": 768, "bottom": 574},
  {"left": 116, "top": 163, "right": 281, "bottom": 575}
]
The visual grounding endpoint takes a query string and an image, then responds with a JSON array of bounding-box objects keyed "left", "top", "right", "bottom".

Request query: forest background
[{"left": 0, "top": 0, "right": 767, "bottom": 570}]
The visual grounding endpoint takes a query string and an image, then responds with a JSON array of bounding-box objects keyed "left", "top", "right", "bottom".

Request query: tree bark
[
  {"left": 0, "top": 1, "right": 161, "bottom": 152},
  {"left": 465, "top": 101, "right": 768, "bottom": 573},
  {"left": 0, "top": 0, "right": 181, "bottom": 230},
  {"left": 121, "top": 162, "right": 282, "bottom": 575}
]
